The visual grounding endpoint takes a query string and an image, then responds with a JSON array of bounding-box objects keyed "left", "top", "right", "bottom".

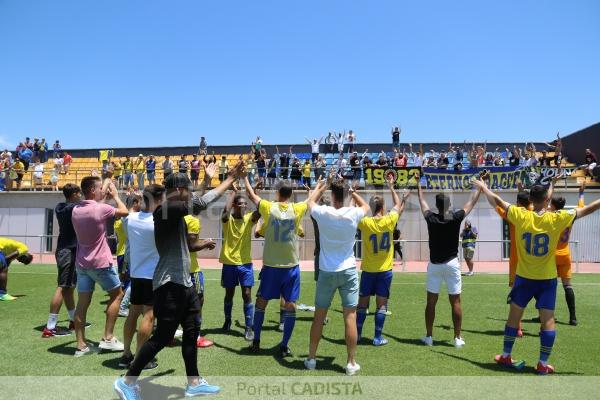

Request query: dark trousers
[{"left": 127, "top": 283, "right": 200, "bottom": 378}]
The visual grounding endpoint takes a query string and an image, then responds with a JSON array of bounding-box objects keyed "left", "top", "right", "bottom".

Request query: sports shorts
[
  {"left": 508, "top": 275, "right": 557, "bottom": 310},
  {"left": 359, "top": 270, "right": 393, "bottom": 298},
  {"left": 55, "top": 247, "right": 77, "bottom": 288},
  {"left": 256, "top": 265, "right": 300, "bottom": 302},
  {"left": 426, "top": 257, "right": 461, "bottom": 295}
]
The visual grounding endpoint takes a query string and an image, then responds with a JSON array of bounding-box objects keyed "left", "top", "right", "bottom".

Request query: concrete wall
[{"left": 1, "top": 190, "right": 599, "bottom": 261}]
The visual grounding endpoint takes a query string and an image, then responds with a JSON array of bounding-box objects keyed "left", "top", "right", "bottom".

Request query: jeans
[
  {"left": 123, "top": 173, "right": 134, "bottom": 188},
  {"left": 136, "top": 172, "right": 145, "bottom": 189}
]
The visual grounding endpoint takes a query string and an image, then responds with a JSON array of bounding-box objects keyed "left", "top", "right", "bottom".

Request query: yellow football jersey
[
  {"left": 219, "top": 212, "right": 257, "bottom": 265},
  {"left": 358, "top": 211, "right": 399, "bottom": 272},
  {"left": 184, "top": 215, "right": 201, "bottom": 273},
  {"left": 0, "top": 238, "right": 29, "bottom": 256},
  {"left": 507, "top": 206, "right": 576, "bottom": 280},
  {"left": 113, "top": 219, "right": 127, "bottom": 256}
]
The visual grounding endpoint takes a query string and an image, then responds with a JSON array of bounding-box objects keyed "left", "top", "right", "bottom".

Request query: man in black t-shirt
[{"left": 415, "top": 172, "right": 481, "bottom": 348}]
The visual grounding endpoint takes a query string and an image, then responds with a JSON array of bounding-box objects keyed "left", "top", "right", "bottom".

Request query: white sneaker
[
  {"left": 345, "top": 362, "right": 361, "bottom": 376},
  {"left": 304, "top": 358, "right": 316, "bottom": 370},
  {"left": 278, "top": 323, "right": 284, "bottom": 332},
  {"left": 454, "top": 337, "right": 465, "bottom": 348},
  {"left": 420, "top": 336, "right": 433, "bottom": 346},
  {"left": 118, "top": 309, "right": 129, "bottom": 317},
  {"left": 74, "top": 345, "right": 97, "bottom": 357},
  {"left": 174, "top": 329, "right": 184, "bottom": 338},
  {"left": 99, "top": 336, "right": 124, "bottom": 351}
]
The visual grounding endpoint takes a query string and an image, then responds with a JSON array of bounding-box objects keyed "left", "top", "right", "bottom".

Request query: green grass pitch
[{"left": 2, "top": 264, "right": 600, "bottom": 377}]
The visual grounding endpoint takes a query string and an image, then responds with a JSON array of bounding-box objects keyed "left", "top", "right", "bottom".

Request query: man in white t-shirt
[
  {"left": 304, "top": 171, "right": 370, "bottom": 376},
  {"left": 118, "top": 184, "right": 164, "bottom": 370}
]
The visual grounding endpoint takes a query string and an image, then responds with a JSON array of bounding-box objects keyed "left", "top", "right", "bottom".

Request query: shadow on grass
[
  {"left": 432, "top": 350, "right": 584, "bottom": 375},
  {"left": 436, "top": 324, "right": 537, "bottom": 338},
  {"left": 386, "top": 332, "right": 454, "bottom": 348},
  {"left": 136, "top": 370, "right": 180, "bottom": 400},
  {"left": 202, "top": 325, "right": 245, "bottom": 339},
  {"left": 47, "top": 340, "right": 98, "bottom": 356}
]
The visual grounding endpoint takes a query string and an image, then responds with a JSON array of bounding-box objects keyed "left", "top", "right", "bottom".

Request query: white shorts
[
  {"left": 426, "top": 258, "right": 462, "bottom": 295},
  {"left": 588, "top": 162, "right": 597, "bottom": 172}
]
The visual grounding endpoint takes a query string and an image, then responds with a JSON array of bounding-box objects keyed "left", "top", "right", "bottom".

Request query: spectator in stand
[
  {"left": 336, "top": 133, "right": 345, "bottom": 155},
  {"left": 265, "top": 154, "right": 277, "bottom": 189},
  {"left": 349, "top": 151, "right": 362, "bottom": 183},
  {"left": 162, "top": 155, "right": 174, "bottom": 180},
  {"left": 335, "top": 153, "right": 348, "bottom": 178},
  {"left": 146, "top": 155, "right": 156, "bottom": 185},
  {"left": 391, "top": 127, "right": 401, "bottom": 149},
  {"left": 63, "top": 151, "right": 73, "bottom": 174},
  {"left": 246, "top": 155, "right": 256, "bottom": 186},
  {"left": 218, "top": 155, "right": 229, "bottom": 183},
  {"left": 314, "top": 155, "right": 326, "bottom": 182},
  {"left": 325, "top": 132, "right": 337, "bottom": 155},
  {"left": 450, "top": 142, "right": 465, "bottom": 165},
  {"left": 122, "top": 156, "right": 134, "bottom": 189},
  {"left": 584, "top": 148, "right": 598, "bottom": 181},
  {"left": 454, "top": 160, "right": 463, "bottom": 171},
  {"left": 395, "top": 149, "right": 408, "bottom": 167},
  {"left": 50, "top": 169, "right": 59, "bottom": 191},
  {"left": 525, "top": 152, "right": 538, "bottom": 168},
  {"left": 437, "top": 152, "right": 450, "bottom": 170},
  {"left": 199, "top": 137, "right": 208, "bottom": 156},
  {"left": 252, "top": 136, "right": 263, "bottom": 158},
  {"left": 408, "top": 143, "right": 423, "bottom": 167},
  {"left": 256, "top": 154, "right": 267, "bottom": 187},
  {"left": 305, "top": 136, "right": 323, "bottom": 162},
  {"left": 544, "top": 133, "right": 562, "bottom": 166},
  {"left": 53, "top": 140, "right": 61, "bottom": 158},
  {"left": 493, "top": 149, "right": 505, "bottom": 166},
  {"left": 18, "top": 145, "right": 33, "bottom": 171},
  {"left": 290, "top": 157, "right": 302, "bottom": 188},
  {"left": 189, "top": 154, "right": 201, "bottom": 189},
  {"left": 13, "top": 158, "right": 25, "bottom": 189},
  {"left": 112, "top": 159, "right": 123, "bottom": 189},
  {"left": 178, "top": 154, "right": 189, "bottom": 175},
  {"left": 302, "top": 159, "right": 312, "bottom": 188},
  {"left": 539, "top": 151, "right": 552, "bottom": 167},
  {"left": 277, "top": 146, "right": 290, "bottom": 182},
  {"left": 33, "top": 138, "right": 40, "bottom": 160},
  {"left": 507, "top": 146, "right": 522, "bottom": 167},
  {"left": 33, "top": 158, "right": 44, "bottom": 191},
  {"left": 39, "top": 138, "right": 48, "bottom": 163},
  {"left": 346, "top": 130, "right": 356, "bottom": 153},
  {"left": 99, "top": 149, "right": 113, "bottom": 171},
  {"left": 24, "top": 137, "right": 33, "bottom": 150},
  {"left": 424, "top": 155, "right": 436, "bottom": 168},
  {"left": 1, "top": 149, "right": 12, "bottom": 163},
  {"left": 484, "top": 153, "right": 494, "bottom": 167},
  {"left": 53, "top": 153, "right": 64, "bottom": 174},
  {"left": 376, "top": 152, "right": 389, "bottom": 168}
]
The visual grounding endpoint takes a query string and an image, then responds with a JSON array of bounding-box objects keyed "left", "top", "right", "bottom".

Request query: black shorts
[
  {"left": 130, "top": 278, "right": 154, "bottom": 306},
  {"left": 153, "top": 282, "right": 200, "bottom": 322},
  {"left": 55, "top": 248, "right": 77, "bottom": 288}
]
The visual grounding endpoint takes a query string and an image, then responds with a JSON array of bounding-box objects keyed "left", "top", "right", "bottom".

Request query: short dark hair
[
  {"left": 17, "top": 253, "right": 33, "bottom": 265},
  {"left": 62, "top": 183, "right": 81, "bottom": 200},
  {"left": 126, "top": 193, "right": 142, "bottom": 209},
  {"left": 330, "top": 180, "right": 347, "bottom": 203},
  {"left": 435, "top": 193, "right": 450, "bottom": 212},
  {"left": 551, "top": 196, "right": 566, "bottom": 210},
  {"left": 516, "top": 191, "right": 530, "bottom": 208},
  {"left": 80, "top": 176, "right": 101, "bottom": 196},
  {"left": 369, "top": 195, "right": 385, "bottom": 214},
  {"left": 278, "top": 184, "right": 293, "bottom": 200},
  {"left": 233, "top": 194, "right": 246, "bottom": 205},
  {"left": 529, "top": 185, "right": 548, "bottom": 204},
  {"left": 164, "top": 172, "right": 192, "bottom": 190},
  {"left": 142, "top": 184, "right": 165, "bottom": 208}
]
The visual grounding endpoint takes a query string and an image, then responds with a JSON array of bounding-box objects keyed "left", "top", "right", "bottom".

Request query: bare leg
[
  {"left": 75, "top": 291, "right": 93, "bottom": 349},
  {"left": 449, "top": 294, "right": 462, "bottom": 338},
  {"left": 123, "top": 304, "right": 143, "bottom": 357},
  {"left": 104, "top": 286, "right": 123, "bottom": 340},
  {"left": 425, "top": 291, "right": 438, "bottom": 337},
  {"left": 136, "top": 306, "right": 154, "bottom": 354},
  {"left": 343, "top": 307, "right": 358, "bottom": 365},
  {"left": 308, "top": 307, "right": 328, "bottom": 359}
]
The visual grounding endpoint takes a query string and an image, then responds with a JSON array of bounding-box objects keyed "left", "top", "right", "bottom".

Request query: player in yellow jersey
[
  {"left": 244, "top": 177, "right": 308, "bottom": 357},
  {"left": 184, "top": 213, "right": 217, "bottom": 348},
  {"left": 356, "top": 175, "right": 409, "bottom": 346},
  {"left": 549, "top": 181, "right": 585, "bottom": 325},
  {"left": 220, "top": 188, "right": 260, "bottom": 341},
  {"left": 474, "top": 179, "right": 600, "bottom": 374},
  {"left": 0, "top": 238, "right": 34, "bottom": 301}
]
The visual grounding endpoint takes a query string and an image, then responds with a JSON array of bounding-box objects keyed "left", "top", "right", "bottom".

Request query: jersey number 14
[{"left": 369, "top": 232, "right": 391, "bottom": 254}]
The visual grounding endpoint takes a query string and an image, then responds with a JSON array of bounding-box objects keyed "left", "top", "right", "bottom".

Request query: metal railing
[{"left": 1, "top": 234, "right": 582, "bottom": 273}]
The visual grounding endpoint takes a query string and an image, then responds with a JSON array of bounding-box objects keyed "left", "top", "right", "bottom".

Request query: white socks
[
  {"left": 47, "top": 313, "right": 59, "bottom": 330},
  {"left": 68, "top": 309, "right": 75, "bottom": 321}
]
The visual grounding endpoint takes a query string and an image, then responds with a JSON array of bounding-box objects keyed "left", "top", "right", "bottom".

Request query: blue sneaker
[
  {"left": 114, "top": 377, "right": 142, "bottom": 400},
  {"left": 185, "top": 379, "right": 221, "bottom": 397},
  {"left": 373, "top": 337, "right": 389, "bottom": 347}
]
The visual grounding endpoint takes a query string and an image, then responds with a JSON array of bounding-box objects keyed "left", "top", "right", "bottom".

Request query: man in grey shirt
[{"left": 115, "top": 161, "right": 244, "bottom": 400}]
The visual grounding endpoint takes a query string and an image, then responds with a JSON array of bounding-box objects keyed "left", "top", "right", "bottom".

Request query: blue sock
[
  {"left": 243, "top": 302, "right": 254, "bottom": 329},
  {"left": 374, "top": 308, "right": 386, "bottom": 339},
  {"left": 281, "top": 310, "right": 296, "bottom": 348},
  {"left": 253, "top": 308, "right": 265, "bottom": 341},
  {"left": 224, "top": 301, "right": 233, "bottom": 320},
  {"left": 503, "top": 325, "right": 518, "bottom": 355},
  {"left": 356, "top": 307, "right": 367, "bottom": 338},
  {"left": 279, "top": 307, "right": 285, "bottom": 325},
  {"left": 539, "top": 330, "right": 556, "bottom": 363}
]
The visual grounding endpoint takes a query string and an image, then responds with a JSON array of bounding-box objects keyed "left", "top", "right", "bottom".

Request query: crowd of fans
[{"left": 1, "top": 129, "right": 598, "bottom": 191}]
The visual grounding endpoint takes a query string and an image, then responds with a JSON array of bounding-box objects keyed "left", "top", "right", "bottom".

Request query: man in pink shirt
[{"left": 72, "top": 176, "right": 129, "bottom": 357}]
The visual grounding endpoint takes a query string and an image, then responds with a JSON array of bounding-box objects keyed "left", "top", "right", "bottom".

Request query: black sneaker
[
  {"left": 279, "top": 346, "right": 292, "bottom": 358},
  {"left": 118, "top": 354, "right": 134, "bottom": 368},
  {"left": 569, "top": 318, "right": 578, "bottom": 326},
  {"left": 222, "top": 318, "right": 232, "bottom": 332},
  {"left": 249, "top": 340, "right": 260, "bottom": 354},
  {"left": 143, "top": 360, "right": 158, "bottom": 370}
]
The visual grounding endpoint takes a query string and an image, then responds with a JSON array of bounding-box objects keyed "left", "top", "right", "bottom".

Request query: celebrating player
[
  {"left": 244, "top": 176, "right": 307, "bottom": 357},
  {"left": 220, "top": 188, "right": 260, "bottom": 341},
  {"left": 356, "top": 175, "right": 409, "bottom": 346},
  {"left": 473, "top": 179, "right": 600, "bottom": 374},
  {"left": 0, "top": 238, "right": 34, "bottom": 301}
]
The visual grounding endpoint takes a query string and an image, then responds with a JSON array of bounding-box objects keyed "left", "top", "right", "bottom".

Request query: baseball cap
[
  {"left": 164, "top": 172, "right": 192, "bottom": 189},
  {"left": 138, "top": 153, "right": 144, "bottom": 157}
]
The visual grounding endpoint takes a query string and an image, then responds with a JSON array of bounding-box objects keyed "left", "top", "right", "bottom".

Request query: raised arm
[
  {"left": 308, "top": 168, "right": 333, "bottom": 209},
  {"left": 414, "top": 171, "right": 430, "bottom": 216},
  {"left": 350, "top": 187, "right": 370, "bottom": 215},
  {"left": 106, "top": 182, "right": 129, "bottom": 218},
  {"left": 462, "top": 185, "right": 482, "bottom": 216},
  {"left": 576, "top": 197, "right": 600, "bottom": 219},
  {"left": 305, "top": 137, "right": 312, "bottom": 144},
  {"left": 191, "top": 160, "right": 244, "bottom": 214},
  {"left": 386, "top": 174, "right": 401, "bottom": 213},
  {"left": 472, "top": 178, "right": 510, "bottom": 212},
  {"left": 244, "top": 175, "right": 261, "bottom": 206},
  {"left": 221, "top": 189, "right": 237, "bottom": 223}
]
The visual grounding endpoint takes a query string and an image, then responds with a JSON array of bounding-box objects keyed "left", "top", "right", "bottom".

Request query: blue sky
[{"left": 1, "top": 0, "right": 599, "bottom": 149}]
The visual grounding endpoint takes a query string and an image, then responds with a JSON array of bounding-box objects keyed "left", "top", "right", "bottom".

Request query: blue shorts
[
  {"left": 508, "top": 275, "right": 557, "bottom": 310},
  {"left": 221, "top": 263, "right": 254, "bottom": 288},
  {"left": 359, "top": 270, "right": 393, "bottom": 298},
  {"left": 76, "top": 265, "right": 121, "bottom": 293},
  {"left": 190, "top": 271, "right": 204, "bottom": 296},
  {"left": 0, "top": 251, "right": 7, "bottom": 269},
  {"left": 117, "top": 255, "right": 125, "bottom": 273},
  {"left": 256, "top": 265, "right": 300, "bottom": 302}
]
